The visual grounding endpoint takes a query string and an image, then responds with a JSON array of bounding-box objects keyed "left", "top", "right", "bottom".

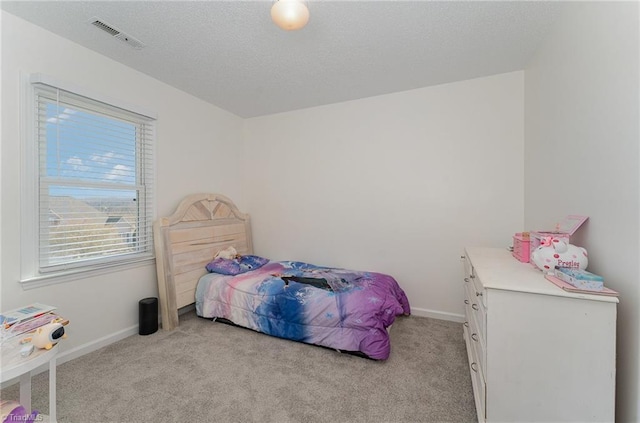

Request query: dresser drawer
[
  {"left": 463, "top": 254, "right": 487, "bottom": 310},
  {"left": 464, "top": 324, "right": 486, "bottom": 421},
  {"left": 465, "top": 282, "right": 486, "bottom": 371},
  {"left": 470, "top": 272, "right": 487, "bottom": 309},
  {"left": 465, "top": 280, "right": 486, "bottom": 342}
]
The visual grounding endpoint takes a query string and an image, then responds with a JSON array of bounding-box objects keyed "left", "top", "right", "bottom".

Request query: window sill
[{"left": 19, "top": 256, "right": 156, "bottom": 290}]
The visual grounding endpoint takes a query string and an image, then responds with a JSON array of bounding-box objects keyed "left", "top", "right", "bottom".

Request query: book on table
[
  {"left": 554, "top": 267, "right": 604, "bottom": 291},
  {"left": 0, "top": 303, "right": 56, "bottom": 327},
  {"left": 545, "top": 274, "right": 618, "bottom": 297},
  {"left": 0, "top": 304, "right": 68, "bottom": 343}
]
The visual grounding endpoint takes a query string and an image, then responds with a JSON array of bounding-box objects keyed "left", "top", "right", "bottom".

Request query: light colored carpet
[{"left": 2, "top": 311, "right": 477, "bottom": 423}]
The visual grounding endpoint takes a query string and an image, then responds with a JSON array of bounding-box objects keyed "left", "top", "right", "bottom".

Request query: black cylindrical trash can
[{"left": 139, "top": 297, "right": 158, "bottom": 335}]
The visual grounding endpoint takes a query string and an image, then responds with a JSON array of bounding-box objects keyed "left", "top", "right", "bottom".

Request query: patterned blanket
[{"left": 196, "top": 260, "right": 411, "bottom": 360}]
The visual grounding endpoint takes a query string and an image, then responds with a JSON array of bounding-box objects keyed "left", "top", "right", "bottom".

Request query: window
[{"left": 21, "top": 75, "right": 155, "bottom": 285}]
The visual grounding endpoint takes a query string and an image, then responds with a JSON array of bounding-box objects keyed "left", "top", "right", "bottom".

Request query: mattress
[{"left": 195, "top": 260, "right": 411, "bottom": 360}]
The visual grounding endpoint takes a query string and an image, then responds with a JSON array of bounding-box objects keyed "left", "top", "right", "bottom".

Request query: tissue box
[
  {"left": 529, "top": 215, "right": 588, "bottom": 261},
  {"left": 554, "top": 267, "right": 604, "bottom": 291},
  {"left": 512, "top": 233, "right": 531, "bottom": 262}
]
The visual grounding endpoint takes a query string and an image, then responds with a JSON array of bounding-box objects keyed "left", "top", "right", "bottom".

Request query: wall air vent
[{"left": 89, "top": 17, "right": 146, "bottom": 50}]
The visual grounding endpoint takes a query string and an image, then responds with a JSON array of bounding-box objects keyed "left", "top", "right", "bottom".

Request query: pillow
[
  {"left": 238, "top": 255, "right": 269, "bottom": 272},
  {"left": 205, "top": 255, "right": 269, "bottom": 275},
  {"left": 205, "top": 258, "right": 241, "bottom": 275}
]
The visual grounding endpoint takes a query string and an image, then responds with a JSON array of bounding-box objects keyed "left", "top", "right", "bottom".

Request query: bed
[{"left": 154, "top": 193, "right": 410, "bottom": 360}]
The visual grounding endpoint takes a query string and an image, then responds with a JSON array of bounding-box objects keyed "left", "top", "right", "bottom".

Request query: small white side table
[{"left": 0, "top": 339, "right": 58, "bottom": 423}]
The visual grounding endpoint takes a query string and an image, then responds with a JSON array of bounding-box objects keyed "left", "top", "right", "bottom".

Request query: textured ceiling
[{"left": 1, "top": 1, "right": 567, "bottom": 118}]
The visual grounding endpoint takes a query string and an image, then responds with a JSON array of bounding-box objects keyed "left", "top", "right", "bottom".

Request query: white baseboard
[
  {"left": 1, "top": 325, "right": 138, "bottom": 389},
  {"left": 410, "top": 307, "right": 465, "bottom": 323},
  {"left": 57, "top": 325, "right": 138, "bottom": 365}
]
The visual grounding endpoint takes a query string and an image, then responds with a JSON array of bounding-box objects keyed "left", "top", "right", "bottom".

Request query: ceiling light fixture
[{"left": 271, "top": 0, "right": 310, "bottom": 31}]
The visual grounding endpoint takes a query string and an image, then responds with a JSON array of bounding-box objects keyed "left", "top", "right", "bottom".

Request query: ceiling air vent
[
  {"left": 115, "top": 33, "right": 145, "bottom": 49},
  {"left": 89, "top": 17, "right": 146, "bottom": 50}
]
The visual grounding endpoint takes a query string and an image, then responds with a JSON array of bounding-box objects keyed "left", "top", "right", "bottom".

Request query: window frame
[{"left": 20, "top": 73, "right": 157, "bottom": 289}]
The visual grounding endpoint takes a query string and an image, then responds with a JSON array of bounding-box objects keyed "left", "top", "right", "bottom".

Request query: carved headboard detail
[{"left": 153, "top": 193, "right": 252, "bottom": 330}]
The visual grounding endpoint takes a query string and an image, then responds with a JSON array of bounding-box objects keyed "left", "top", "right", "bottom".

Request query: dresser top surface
[{"left": 465, "top": 247, "right": 618, "bottom": 303}]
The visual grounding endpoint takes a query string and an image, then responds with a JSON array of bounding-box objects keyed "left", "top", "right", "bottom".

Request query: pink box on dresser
[{"left": 512, "top": 233, "right": 531, "bottom": 262}]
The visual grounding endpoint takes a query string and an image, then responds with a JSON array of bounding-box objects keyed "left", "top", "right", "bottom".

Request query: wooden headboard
[{"left": 153, "top": 193, "right": 253, "bottom": 330}]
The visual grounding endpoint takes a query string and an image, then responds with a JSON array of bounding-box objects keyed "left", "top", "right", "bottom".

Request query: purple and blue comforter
[{"left": 195, "top": 261, "right": 410, "bottom": 360}]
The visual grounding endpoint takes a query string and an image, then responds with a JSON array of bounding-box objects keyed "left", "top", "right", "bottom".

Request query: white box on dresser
[{"left": 462, "top": 247, "right": 617, "bottom": 423}]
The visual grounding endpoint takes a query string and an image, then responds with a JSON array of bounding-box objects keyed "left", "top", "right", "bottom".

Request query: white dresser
[{"left": 462, "top": 247, "right": 617, "bottom": 423}]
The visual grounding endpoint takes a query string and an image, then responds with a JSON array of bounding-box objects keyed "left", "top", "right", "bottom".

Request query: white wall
[
  {"left": 524, "top": 2, "right": 639, "bottom": 421},
  {"left": 0, "top": 11, "right": 244, "bottom": 357},
  {"left": 243, "top": 72, "right": 524, "bottom": 320}
]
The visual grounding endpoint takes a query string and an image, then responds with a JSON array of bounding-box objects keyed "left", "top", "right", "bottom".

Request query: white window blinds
[{"left": 33, "top": 82, "right": 155, "bottom": 273}]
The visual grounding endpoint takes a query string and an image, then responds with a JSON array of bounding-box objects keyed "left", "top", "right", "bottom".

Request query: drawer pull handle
[
  {"left": 463, "top": 321, "right": 469, "bottom": 327},
  {"left": 471, "top": 333, "right": 479, "bottom": 342},
  {"left": 470, "top": 275, "right": 475, "bottom": 279},
  {"left": 476, "top": 291, "right": 483, "bottom": 297},
  {"left": 471, "top": 362, "right": 478, "bottom": 372},
  {"left": 464, "top": 300, "right": 470, "bottom": 305},
  {"left": 472, "top": 304, "right": 479, "bottom": 311},
  {"left": 464, "top": 277, "right": 470, "bottom": 283},
  {"left": 461, "top": 255, "right": 466, "bottom": 259}
]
